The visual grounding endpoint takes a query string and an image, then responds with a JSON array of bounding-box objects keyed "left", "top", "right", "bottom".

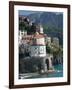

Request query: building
[
  {"left": 45, "top": 36, "right": 51, "bottom": 45},
  {"left": 19, "top": 30, "right": 27, "bottom": 38},
  {"left": 19, "top": 23, "right": 55, "bottom": 73},
  {"left": 35, "top": 24, "right": 44, "bottom": 34},
  {"left": 22, "top": 35, "right": 33, "bottom": 44},
  {"left": 30, "top": 32, "right": 46, "bottom": 57},
  {"left": 18, "top": 30, "right": 27, "bottom": 45},
  {"left": 40, "top": 25, "right": 43, "bottom": 34},
  {"left": 19, "top": 30, "right": 27, "bottom": 39},
  {"left": 53, "top": 37, "right": 59, "bottom": 47}
]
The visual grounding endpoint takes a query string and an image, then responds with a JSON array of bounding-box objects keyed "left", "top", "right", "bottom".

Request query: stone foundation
[{"left": 19, "top": 54, "right": 54, "bottom": 73}]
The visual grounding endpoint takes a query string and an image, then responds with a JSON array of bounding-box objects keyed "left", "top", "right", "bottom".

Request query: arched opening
[
  {"left": 51, "top": 57, "right": 53, "bottom": 65},
  {"left": 45, "top": 59, "right": 49, "bottom": 70}
]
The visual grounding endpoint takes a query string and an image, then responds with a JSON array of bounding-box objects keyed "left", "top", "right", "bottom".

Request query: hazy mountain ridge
[
  {"left": 27, "top": 12, "right": 63, "bottom": 29},
  {"left": 27, "top": 12, "right": 63, "bottom": 45},
  {"left": 19, "top": 12, "right": 63, "bottom": 45}
]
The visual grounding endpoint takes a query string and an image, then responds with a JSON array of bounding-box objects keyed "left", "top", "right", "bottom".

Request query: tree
[{"left": 46, "top": 42, "right": 63, "bottom": 56}]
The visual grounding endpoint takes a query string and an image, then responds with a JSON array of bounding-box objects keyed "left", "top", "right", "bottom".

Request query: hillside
[{"left": 19, "top": 12, "right": 63, "bottom": 45}]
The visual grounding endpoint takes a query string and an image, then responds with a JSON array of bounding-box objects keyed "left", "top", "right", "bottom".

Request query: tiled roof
[
  {"left": 31, "top": 44, "right": 45, "bottom": 46},
  {"left": 33, "top": 33, "right": 45, "bottom": 39}
]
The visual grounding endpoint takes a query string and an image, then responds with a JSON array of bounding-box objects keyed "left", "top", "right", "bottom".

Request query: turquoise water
[
  {"left": 26, "top": 64, "right": 63, "bottom": 79},
  {"left": 48, "top": 64, "right": 63, "bottom": 78},
  {"left": 54, "top": 64, "right": 63, "bottom": 71}
]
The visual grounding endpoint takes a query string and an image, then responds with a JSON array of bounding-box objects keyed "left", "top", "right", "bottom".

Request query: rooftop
[{"left": 33, "top": 32, "right": 45, "bottom": 39}]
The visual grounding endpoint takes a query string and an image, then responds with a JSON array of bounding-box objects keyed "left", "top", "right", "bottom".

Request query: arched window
[{"left": 45, "top": 59, "right": 49, "bottom": 70}]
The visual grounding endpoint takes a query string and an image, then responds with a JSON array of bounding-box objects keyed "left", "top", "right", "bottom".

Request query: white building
[
  {"left": 53, "top": 37, "right": 59, "bottom": 47},
  {"left": 30, "top": 32, "right": 46, "bottom": 57},
  {"left": 39, "top": 24, "right": 43, "bottom": 34},
  {"left": 36, "top": 24, "right": 44, "bottom": 34},
  {"left": 18, "top": 30, "right": 27, "bottom": 45},
  {"left": 45, "top": 37, "right": 51, "bottom": 45},
  {"left": 19, "top": 30, "right": 27, "bottom": 38}
]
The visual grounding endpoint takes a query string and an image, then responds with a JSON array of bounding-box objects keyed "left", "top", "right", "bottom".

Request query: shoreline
[{"left": 19, "top": 69, "right": 63, "bottom": 79}]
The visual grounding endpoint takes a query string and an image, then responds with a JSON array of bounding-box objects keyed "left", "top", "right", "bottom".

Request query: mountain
[
  {"left": 27, "top": 12, "right": 63, "bottom": 45},
  {"left": 27, "top": 12, "right": 63, "bottom": 29},
  {"left": 19, "top": 12, "right": 63, "bottom": 45}
]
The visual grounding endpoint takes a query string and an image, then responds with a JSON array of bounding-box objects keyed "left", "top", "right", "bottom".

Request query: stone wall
[{"left": 19, "top": 54, "right": 54, "bottom": 74}]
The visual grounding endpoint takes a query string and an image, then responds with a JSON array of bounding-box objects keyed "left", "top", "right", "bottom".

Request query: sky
[
  {"left": 19, "top": 10, "right": 40, "bottom": 16},
  {"left": 19, "top": 10, "right": 62, "bottom": 16}
]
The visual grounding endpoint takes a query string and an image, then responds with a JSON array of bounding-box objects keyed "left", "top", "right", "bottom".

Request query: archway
[{"left": 45, "top": 59, "right": 49, "bottom": 70}]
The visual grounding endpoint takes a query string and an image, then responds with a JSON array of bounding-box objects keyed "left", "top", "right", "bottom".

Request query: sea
[
  {"left": 20, "top": 64, "right": 63, "bottom": 79},
  {"left": 30, "top": 64, "right": 63, "bottom": 78}
]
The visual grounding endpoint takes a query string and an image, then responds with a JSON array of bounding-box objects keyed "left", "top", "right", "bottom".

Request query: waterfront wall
[{"left": 19, "top": 54, "right": 54, "bottom": 74}]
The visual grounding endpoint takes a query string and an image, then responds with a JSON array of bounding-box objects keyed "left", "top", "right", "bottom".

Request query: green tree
[{"left": 46, "top": 42, "right": 63, "bottom": 57}]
